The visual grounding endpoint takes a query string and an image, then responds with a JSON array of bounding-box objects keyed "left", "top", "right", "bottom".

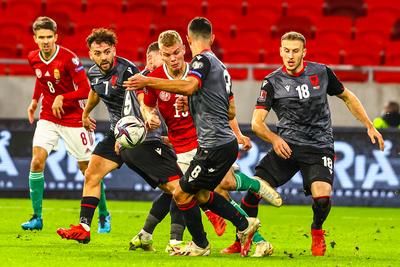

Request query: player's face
[
  {"left": 146, "top": 50, "right": 163, "bottom": 71},
  {"left": 89, "top": 42, "right": 116, "bottom": 73},
  {"left": 34, "top": 29, "right": 58, "bottom": 56},
  {"left": 160, "top": 43, "right": 185, "bottom": 75},
  {"left": 280, "top": 40, "right": 307, "bottom": 74}
]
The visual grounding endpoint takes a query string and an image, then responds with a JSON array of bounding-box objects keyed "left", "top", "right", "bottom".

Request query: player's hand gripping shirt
[
  {"left": 144, "top": 63, "right": 198, "bottom": 153},
  {"left": 28, "top": 45, "right": 90, "bottom": 127},
  {"left": 187, "top": 50, "right": 236, "bottom": 148},
  {"left": 256, "top": 61, "right": 344, "bottom": 149}
]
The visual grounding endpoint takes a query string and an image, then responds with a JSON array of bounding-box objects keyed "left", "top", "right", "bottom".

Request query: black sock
[
  {"left": 143, "top": 193, "right": 172, "bottom": 234},
  {"left": 170, "top": 200, "right": 185, "bottom": 241},
  {"left": 311, "top": 196, "right": 331, "bottom": 230},
  {"left": 241, "top": 191, "right": 261, "bottom": 217},
  {"left": 80, "top": 196, "right": 99, "bottom": 227},
  {"left": 177, "top": 199, "right": 208, "bottom": 248},
  {"left": 200, "top": 192, "right": 248, "bottom": 232}
]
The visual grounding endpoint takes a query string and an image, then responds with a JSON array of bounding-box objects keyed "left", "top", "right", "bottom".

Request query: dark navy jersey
[
  {"left": 88, "top": 56, "right": 139, "bottom": 132},
  {"left": 188, "top": 50, "right": 236, "bottom": 148},
  {"left": 256, "top": 61, "right": 344, "bottom": 149}
]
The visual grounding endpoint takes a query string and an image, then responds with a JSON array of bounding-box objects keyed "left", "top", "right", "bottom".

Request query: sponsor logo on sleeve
[
  {"left": 35, "top": 69, "right": 42, "bottom": 78},
  {"left": 258, "top": 90, "right": 267, "bottom": 102},
  {"left": 72, "top": 57, "right": 80, "bottom": 66}
]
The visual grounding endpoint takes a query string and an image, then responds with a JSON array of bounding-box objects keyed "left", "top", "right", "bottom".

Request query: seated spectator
[{"left": 373, "top": 101, "right": 400, "bottom": 129}]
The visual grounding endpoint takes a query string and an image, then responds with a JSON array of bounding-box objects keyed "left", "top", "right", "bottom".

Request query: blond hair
[
  {"left": 158, "top": 30, "right": 183, "bottom": 47},
  {"left": 281, "top": 31, "right": 306, "bottom": 47}
]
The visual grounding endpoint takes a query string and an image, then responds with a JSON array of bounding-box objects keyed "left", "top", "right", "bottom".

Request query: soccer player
[
  {"left": 125, "top": 18, "right": 268, "bottom": 257},
  {"left": 22, "top": 16, "right": 110, "bottom": 232},
  {"left": 131, "top": 30, "right": 275, "bottom": 257},
  {"left": 56, "top": 28, "right": 183, "bottom": 244},
  {"left": 247, "top": 31, "right": 384, "bottom": 256}
]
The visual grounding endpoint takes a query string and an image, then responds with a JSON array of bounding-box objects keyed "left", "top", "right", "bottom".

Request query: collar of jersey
[
  {"left": 200, "top": 48, "right": 212, "bottom": 54},
  {"left": 282, "top": 61, "right": 308, "bottom": 77},
  {"left": 163, "top": 62, "right": 189, "bottom": 80},
  {"left": 39, "top": 45, "right": 60, "bottom": 65}
]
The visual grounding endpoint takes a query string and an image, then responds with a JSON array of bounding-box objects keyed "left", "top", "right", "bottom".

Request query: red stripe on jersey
[
  {"left": 282, "top": 61, "right": 308, "bottom": 77},
  {"left": 188, "top": 72, "right": 202, "bottom": 89},
  {"left": 255, "top": 105, "right": 267, "bottom": 109},
  {"left": 241, "top": 197, "right": 259, "bottom": 208},
  {"left": 313, "top": 196, "right": 330, "bottom": 200},
  {"left": 168, "top": 175, "right": 181, "bottom": 182}
]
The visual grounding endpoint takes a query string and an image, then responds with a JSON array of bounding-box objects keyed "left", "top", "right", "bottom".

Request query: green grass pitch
[{"left": 0, "top": 198, "right": 398, "bottom": 267}]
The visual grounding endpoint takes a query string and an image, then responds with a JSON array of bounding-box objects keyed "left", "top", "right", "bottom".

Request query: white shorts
[
  {"left": 32, "top": 119, "right": 95, "bottom": 161},
  {"left": 176, "top": 148, "right": 197, "bottom": 173}
]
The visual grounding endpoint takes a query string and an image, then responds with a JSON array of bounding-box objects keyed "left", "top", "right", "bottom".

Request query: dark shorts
[
  {"left": 180, "top": 139, "right": 238, "bottom": 194},
  {"left": 120, "top": 140, "right": 182, "bottom": 189},
  {"left": 255, "top": 143, "right": 334, "bottom": 195},
  {"left": 93, "top": 132, "right": 123, "bottom": 167}
]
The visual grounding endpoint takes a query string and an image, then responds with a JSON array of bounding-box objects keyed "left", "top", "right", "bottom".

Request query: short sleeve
[
  {"left": 326, "top": 67, "right": 344, "bottom": 96},
  {"left": 255, "top": 78, "right": 274, "bottom": 111},
  {"left": 188, "top": 54, "right": 211, "bottom": 88},
  {"left": 65, "top": 54, "right": 87, "bottom": 84},
  {"left": 143, "top": 87, "right": 158, "bottom": 108}
]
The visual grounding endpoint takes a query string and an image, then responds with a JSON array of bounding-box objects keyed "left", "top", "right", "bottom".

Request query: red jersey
[
  {"left": 144, "top": 63, "right": 198, "bottom": 153},
  {"left": 28, "top": 45, "right": 90, "bottom": 127}
]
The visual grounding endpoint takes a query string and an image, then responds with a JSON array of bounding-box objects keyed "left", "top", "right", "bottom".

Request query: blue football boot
[
  {"left": 21, "top": 214, "right": 43, "bottom": 230},
  {"left": 98, "top": 213, "right": 111, "bottom": 233}
]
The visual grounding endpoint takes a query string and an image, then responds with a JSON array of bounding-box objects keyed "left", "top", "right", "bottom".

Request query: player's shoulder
[
  {"left": 264, "top": 67, "right": 283, "bottom": 80},
  {"left": 87, "top": 64, "right": 101, "bottom": 79},
  {"left": 58, "top": 45, "right": 80, "bottom": 60},
  {"left": 305, "top": 61, "right": 328, "bottom": 73},
  {"left": 27, "top": 49, "right": 40, "bottom": 61},
  {"left": 116, "top": 56, "right": 139, "bottom": 74}
]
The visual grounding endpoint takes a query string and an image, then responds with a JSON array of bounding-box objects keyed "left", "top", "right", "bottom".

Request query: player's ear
[
  {"left": 33, "top": 34, "right": 38, "bottom": 44},
  {"left": 182, "top": 45, "right": 186, "bottom": 55},
  {"left": 209, "top": 34, "right": 215, "bottom": 46},
  {"left": 54, "top": 33, "right": 58, "bottom": 42},
  {"left": 303, "top": 47, "right": 307, "bottom": 58},
  {"left": 186, "top": 35, "right": 191, "bottom": 46}
]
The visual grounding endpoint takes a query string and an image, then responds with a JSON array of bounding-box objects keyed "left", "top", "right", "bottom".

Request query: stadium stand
[{"left": 0, "top": 0, "right": 399, "bottom": 82}]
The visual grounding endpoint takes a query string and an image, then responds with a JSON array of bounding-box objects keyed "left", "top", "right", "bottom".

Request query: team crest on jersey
[
  {"left": 258, "top": 90, "right": 267, "bottom": 102},
  {"left": 191, "top": 60, "right": 203, "bottom": 69},
  {"left": 309, "top": 74, "right": 320, "bottom": 89},
  {"left": 54, "top": 69, "right": 60, "bottom": 81},
  {"left": 35, "top": 69, "right": 42, "bottom": 78},
  {"left": 159, "top": 91, "right": 171, "bottom": 101},
  {"left": 111, "top": 75, "right": 118, "bottom": 88},
  {"left": 72, "top": 57, "right": 80, "bottom": 66}
]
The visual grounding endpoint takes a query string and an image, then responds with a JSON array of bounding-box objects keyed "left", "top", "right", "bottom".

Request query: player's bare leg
[
  {"left": 310, "top": 181, "right": 332, "bottom": 256},
  {"left": 57, "top": 155, "right": 119, "bottom": 243},
  {"left": 21, "top": 147, "right": 48, "bottom": 230}
]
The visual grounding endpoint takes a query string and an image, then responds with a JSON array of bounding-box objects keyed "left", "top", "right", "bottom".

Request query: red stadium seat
[
  {"left": 244, "top": 0, "right": 282, "bottom": 21},
  {"left": 375, "top": 42, "right": 400, "bottom": 83},
  {"left": 315, "top": 17, "right": 354, "bottom": 44},
  {"left": 391, "top": 19, "right": 400, "bottom": 40},
  {"left": 342, "top": 41, "right": 383, "bottom": 66},
  {"left": 323, "top": 0, "right": 367, "bottom": 18},
  {"left": 306, "top": 44, "right": 342, "bottom": 65},
  {"left": 84, "top": 0, "right": 122, "bottom": 13},
  {"left": 6, "top": 64, "right": 33, "bottom": 75},
  {"left": 45, "top": 0, "right": 83, "bottom": 14},
  {"left": 271, "top": 16, "right": 316, "bottom": 39},
  {"left": 123, "top": 0, "right": 163, "bottom": 16},
  {"left": 164, "top": 0, "right": 205, "bottom": 17},
  {"left": 5, "top": 0, "right": 44, "bottom": 14},
  {"left": 285, "top": 1, "right": 324, "bottom": 19},
  {"left": 354, "top": 18, "right": 392, "bottom": 47}
]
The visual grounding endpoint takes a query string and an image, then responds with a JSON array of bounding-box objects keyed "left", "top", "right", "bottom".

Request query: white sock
[
  {"left": 140, "top": 229, "right": 152, "bottom": 241},
  {"left": 80, "top": 223, "right": 90, "bottom": 231},
  {"left": 169, "top": 239, "right": 183, "bottom": 245}
]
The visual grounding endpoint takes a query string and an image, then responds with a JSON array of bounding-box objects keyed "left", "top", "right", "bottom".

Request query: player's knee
[
  {"left": 219, "top": 175, "right": 235, "bottom": 191},
  {"left": 84, "top": 170, "right": 102, "bottom": 188},
  {"left": 195, "top": 190, "right": 210, "bottom": 204},
  {"left": 30, "top": 157, "right": 45, "bottom": 172},
  {"left": 311, "top": 181, "right": 331, "bottom": 197},
  {"left": 173, "top": 188, "right": 191, "bottom": 206}
]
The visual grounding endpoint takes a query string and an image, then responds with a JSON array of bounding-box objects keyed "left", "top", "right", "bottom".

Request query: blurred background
[{"left": 0, "top": 0, "right": 399, "bottom": 206}]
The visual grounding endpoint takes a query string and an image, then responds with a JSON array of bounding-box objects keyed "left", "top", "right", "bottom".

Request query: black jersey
[
  {"left": 187, "top": 50, "right": 236, "bottom": 148},
  {"left": 256, "top": 61, "right": 344, "bottom": 149},
  {"left": 88, "top": 56, "right": 139, "bottom": 132}
]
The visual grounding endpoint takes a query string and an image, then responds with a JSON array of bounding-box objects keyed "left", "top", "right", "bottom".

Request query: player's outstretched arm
[
  {"left": 228, "top": 98, "right": 251, "bottom": 151},
  {"left": 82, "top": 90, "right": 100, "bottom": 131},
  {"left": 336, "top": 88, "right": 385, "bottom": 151},
  {"left": 252, "top": 109, "right": 292, "bottom": 159},
  {"left": 123, "top": 74, "right": 199, "bottom": 96}
]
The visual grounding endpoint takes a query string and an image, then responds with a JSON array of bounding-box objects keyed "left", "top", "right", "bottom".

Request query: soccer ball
[{"left": 114, "top": 116, "right": 147, "bottom": 148}]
